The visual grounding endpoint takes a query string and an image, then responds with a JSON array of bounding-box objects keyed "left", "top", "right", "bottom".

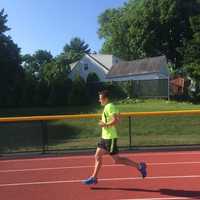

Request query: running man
[{"left": 82, "top": 90, "right": 147, "bottom": 185}]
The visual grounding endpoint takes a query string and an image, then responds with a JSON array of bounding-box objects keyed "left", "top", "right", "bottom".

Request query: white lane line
[
  {"left": 0, "top": 174, "right": 200, "bottom": 187},
  {"left": 1, "top": 151, "right": 200, "bottom": 163},
  {"left": 118, "top": 197, "right": 190, "bottom": 200},
  {"left": 1, "top": 161, "right": 200, "bottom": 173}
]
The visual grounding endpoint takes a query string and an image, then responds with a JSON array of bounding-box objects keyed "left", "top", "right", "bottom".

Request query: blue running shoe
[
  {"left": 139, "top": 162, "right": 147, "bottom": 178},
  {"left": 81, "top": 177, "right": 98, "bottom": 185}
]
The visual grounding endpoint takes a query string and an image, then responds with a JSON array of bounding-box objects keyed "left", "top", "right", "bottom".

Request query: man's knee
[
  {"left": 95, "top": 149, "right": 104, "bottom": 162},
  {"left": 95, "top": 154, "right": 102, "bottom": 162}
]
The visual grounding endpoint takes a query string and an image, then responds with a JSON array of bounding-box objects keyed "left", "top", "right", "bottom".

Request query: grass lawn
[
  {"left": 0, "top": 99, "right": 200, "bottom": 117},
  {"left": 116, "top": 99, "right": 200, "bottom": 112},
  {"left": 0, "top": 99, "right": 200, "bottom": 153}
]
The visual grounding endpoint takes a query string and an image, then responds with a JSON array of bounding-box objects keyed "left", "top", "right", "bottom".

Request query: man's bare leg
[
  {"left": 92, "top": 147, "right": 107, "bottom": 178},
  {"left": 81, "top": 147, "right": 107, "bottom": 185},
  {"left": 111, "top": 154, "right": 140, "bottom": 168},
  {"left": 111, "top": 154, "right": 147, "bottom": 178}
]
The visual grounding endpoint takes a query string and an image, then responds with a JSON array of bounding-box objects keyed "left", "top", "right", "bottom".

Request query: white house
[
  {"left": 68, "top": 54, "right": 170, "bottom": 98},
  {"left": 68, "top": 54, "right": 121, "bottom": 82}
]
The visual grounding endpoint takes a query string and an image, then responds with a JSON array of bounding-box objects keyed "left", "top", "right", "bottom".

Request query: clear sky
[{"left": 1, "top": 0, "right": 127, "bottom": 56}]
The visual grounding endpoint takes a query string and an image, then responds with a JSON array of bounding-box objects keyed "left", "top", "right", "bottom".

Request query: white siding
[
  {"left": 68, "top": 55, "right": 110, "bottom": 82},
  {"left": 106, "top": 73, "right": 163, "bottom": 81}
]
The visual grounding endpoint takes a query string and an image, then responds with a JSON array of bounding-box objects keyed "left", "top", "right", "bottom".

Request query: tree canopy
[
  {"left": 0, "top": 9, "right": 23, "bottom": 106},
  {"left": 63, "top": 37, "right": 91, "bottom": 63},
  {"left": 98, "top": 0, "right": 200, "bottom": 69}
]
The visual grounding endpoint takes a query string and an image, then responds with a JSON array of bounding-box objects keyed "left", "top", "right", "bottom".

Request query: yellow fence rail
[
  {"left": 1, "top": 109, "right": 200, "bottom": 155},
  {"left": 1, "top": 110, "right": 200, "bottom": 122}
]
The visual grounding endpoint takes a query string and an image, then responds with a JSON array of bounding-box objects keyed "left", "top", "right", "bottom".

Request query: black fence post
[
  {"left": 41, "top": 121, "right": 48, "bottom": 154},
  {"left": 128, "top": 116, "right": 132, "bottom": 149}
]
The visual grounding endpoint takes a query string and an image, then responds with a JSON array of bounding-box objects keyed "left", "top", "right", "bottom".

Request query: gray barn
[{"left": 106, "top": 56, "right": 170, "bottom": 99}]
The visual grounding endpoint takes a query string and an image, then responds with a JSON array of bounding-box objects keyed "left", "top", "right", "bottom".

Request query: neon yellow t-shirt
[{"left": 101, "top": 103, "right": 119, "bottom": 139}]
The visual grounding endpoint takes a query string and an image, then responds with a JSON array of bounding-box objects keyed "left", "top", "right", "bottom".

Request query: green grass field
[
  {"left": 0, "top": 99, "right": 200, "bottom": 117},
  {"left": 0, "top": 99, "right": 200, "bottom": 153}
]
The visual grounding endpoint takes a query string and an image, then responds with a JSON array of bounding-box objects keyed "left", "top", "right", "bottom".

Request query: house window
[{"left": 84, "top": 63, "right": 88, "bottom": 70}]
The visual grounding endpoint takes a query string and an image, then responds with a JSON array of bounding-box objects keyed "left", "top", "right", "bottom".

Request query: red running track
[{"left": 0, "top": 151, "right": 200, "bottom": 200}]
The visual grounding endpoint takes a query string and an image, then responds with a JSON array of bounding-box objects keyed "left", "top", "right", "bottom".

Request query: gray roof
[
  {"left": 87, "top": 54, "right": 111, "bottom": 71},
  {"left": 107, "top": 56, "right": 167, "bottom": 78},
  {"left": 70, "top": 54, "right": 114, "bottom": 71},
  {"left": 88, "top": 54, "right": 115, "bottom": 70},
  {"left": 70, "top": 61, "right": 79, "bottom": 70}
]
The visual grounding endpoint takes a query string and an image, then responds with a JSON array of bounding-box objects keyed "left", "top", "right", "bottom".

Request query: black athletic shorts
[{"left": 97, "top": 138, "right": 119, "bottom": 155}]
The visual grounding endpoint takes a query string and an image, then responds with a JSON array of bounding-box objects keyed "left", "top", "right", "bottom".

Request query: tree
[
  {"left": 98, "top": 8, "right": 133, "bottom": 59},
  {"left": 47, "top": 77, "right": 72, "bottom": 106},
  {"left": 0, "top": 9, "right": 10, "bottom": 33},
  {"left": 22, "top": 50, "right": 53, "bottom": 80},
  {"left": 42, "top": 61, "right": 63, "bottom": 83},
  {"left": 98, "top": 0, "right": 200, "bottom": 70},
  {"left": 68, "top": 75, "right": 89, "bottom": 105},
  {"left": 183, "top": 15, "right": 200, "bottom": 100},
  {"left": 86, "top": 72, "right": 100, "bottom": 83},
  {"left": 63, "top": 37, "right": 91, "bottom": 63},
  {"left": 41, "top": 59, "right": 72, "bottom": 106},
  {"left": 0, "top": 9, "right": 23, "bottom": 106},
  {"left": 86, "top": 73, "right": 100, "bottom": 102}
]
